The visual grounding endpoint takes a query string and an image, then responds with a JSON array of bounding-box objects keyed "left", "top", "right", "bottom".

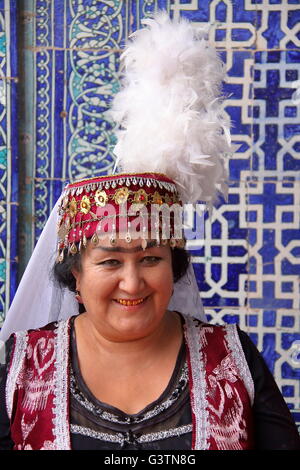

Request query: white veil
[{"left": 0, "top": 197, "right": 206, "bottom": 343}]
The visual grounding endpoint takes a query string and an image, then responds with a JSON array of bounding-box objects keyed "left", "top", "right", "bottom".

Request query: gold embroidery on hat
[
  {"left": 164, "top": 193, "right": 172, "bottom": 205},
  {"left": 95, "top": 189, "right": 108, "bottom": 207},
  {"left": 62, "top": 195, "right": 69, "bottom": 209},
  {"left": 65, "top": 216, "right": 71, "bottom": 229},
  {"left": 169, "top": 237, "right": 176, "bottom": 248},
  {"left": 69, "top": 197, "right": 77, "bottom": 218},
  {"left": 152, "top": 191, "right": 163, "bottom": 205},
  {"left": 70, "top": 243, "right": 78, "bottom": 255},
  {"left": 58, "top": 250, "right": 64, "bottom": 263},
  {"left": 110, "top": 235, "right": 117, "bottom": 246},
  {"left": 80, "top": 195, "right": 91, "bottom": 214},
  {"left": 58, "top": 223, "right": 69, "bottom": 240},
  {"left": 114, "top": 187, "right": 129, "bottom": 205},
  {"left": 91, "top": 232, "right": 99, "bottom": 246},
  {"left": 134, "top": 189, "right": 148, "bottom": 205}
]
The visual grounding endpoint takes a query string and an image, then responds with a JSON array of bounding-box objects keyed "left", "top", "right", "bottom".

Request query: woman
[
  {"left": 1, "top": 13, "right": 299, "bottom": 450},
  {"left": 1, "top": 172, "right": 300, "bottom": 450}
]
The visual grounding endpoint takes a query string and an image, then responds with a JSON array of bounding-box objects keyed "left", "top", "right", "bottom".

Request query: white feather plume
[{"left": 109, "top": 11, "right": 232, "bottom": 205}]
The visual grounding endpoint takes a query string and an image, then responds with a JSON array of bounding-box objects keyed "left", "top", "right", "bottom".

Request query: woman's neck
[{"left": 74, "top": 310, "right": 183, "bottom": 373}]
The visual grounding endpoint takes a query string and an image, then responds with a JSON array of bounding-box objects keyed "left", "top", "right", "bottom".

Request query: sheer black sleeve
[
  {"left": 237, "top": 328, "right": 300, "bottom": 450},
  {"left": 0, "top": 336, "right": 14, "bottom": 450}
]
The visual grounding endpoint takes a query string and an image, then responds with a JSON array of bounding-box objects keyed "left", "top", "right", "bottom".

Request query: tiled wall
[
  {"left": 1, "top": 0, "right": 299, "bottom": 427},
  {"left": 0, "top": 0, "right": 18, "bottom": 330}
]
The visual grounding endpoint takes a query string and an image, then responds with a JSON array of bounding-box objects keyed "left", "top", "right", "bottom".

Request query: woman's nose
[{"left": 118, "top": 263, "right": 145, "bottom": 294}]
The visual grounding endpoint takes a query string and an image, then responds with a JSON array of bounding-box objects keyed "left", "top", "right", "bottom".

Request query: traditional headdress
[
  {"left": 0, "top": 12, "right": 233, "bottom": 342},
  {"left": 56, "top": 172, "right": 184, "bottom": 263}
]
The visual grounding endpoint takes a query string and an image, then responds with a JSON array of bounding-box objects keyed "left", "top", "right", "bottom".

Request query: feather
[{"left": 109, "top": 11, "right": 233, "bottom": 206}]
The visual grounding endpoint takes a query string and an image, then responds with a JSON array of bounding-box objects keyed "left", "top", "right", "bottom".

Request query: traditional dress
[
  {"left": 1, "top": 14, "right": 299, "bottom": 453},
  {"left": 1, "top": 314, "right": 299, "bottom": 450}
]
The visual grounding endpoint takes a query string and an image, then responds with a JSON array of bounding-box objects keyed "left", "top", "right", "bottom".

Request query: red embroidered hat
[{"left": 56, "top": 172, "right": 184, "bottom": 262}]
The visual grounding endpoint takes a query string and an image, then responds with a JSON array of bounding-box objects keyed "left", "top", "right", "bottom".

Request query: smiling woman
[
  {"left": 0, "top": 174, "right": 298, "bottom": 451},
  {"left": 71, "top": 239, "right": 174, "bottom": 344},
  {"left": 68, "top": 238, "right": 183, "bottom": 415},
  {"left": 0, "top": 12, "right": 299, "bottom": 451}
]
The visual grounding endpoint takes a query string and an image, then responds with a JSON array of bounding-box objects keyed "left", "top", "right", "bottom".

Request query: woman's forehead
[{"left": 90, "top": 238, "right": 167, "bottom": 254}]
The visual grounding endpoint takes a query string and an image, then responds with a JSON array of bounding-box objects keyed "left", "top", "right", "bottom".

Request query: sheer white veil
[{"left": 0, "top": 197, "right": 205, "bottom": 343}]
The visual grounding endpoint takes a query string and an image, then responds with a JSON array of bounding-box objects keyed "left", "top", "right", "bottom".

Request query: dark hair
[
  {"left": 53, "top": 251, "right": 81, "bottom": 293},
  {"left": 171, "top": 247, "right": 190, "bottom": 283},
  {"left": 53, "top": 246, "right": 190, "bottom": 292}
]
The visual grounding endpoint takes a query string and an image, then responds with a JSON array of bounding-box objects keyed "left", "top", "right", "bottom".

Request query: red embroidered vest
[{"left": 7, "top": 316, "right": 254, "bottom": 450}]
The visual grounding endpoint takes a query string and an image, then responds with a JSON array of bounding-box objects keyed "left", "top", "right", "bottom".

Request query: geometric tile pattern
[
  {"left": 1, "top": 0, "right": 299, "bottom": 428},
  {"left": 0, "top": 0, "right": 18, "bottom": 325}
]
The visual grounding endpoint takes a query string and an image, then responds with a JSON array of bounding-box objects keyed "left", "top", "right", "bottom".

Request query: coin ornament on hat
[{"left": 56, "top": 172, "right": 183, "bottom": 261}]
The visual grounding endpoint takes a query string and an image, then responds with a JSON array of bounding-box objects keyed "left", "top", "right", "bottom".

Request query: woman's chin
[{"left": 108, "top": 308, "right": 165, "bottom": 342}]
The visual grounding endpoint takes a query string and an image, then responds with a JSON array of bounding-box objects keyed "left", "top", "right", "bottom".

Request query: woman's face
[{"left": 72, "top": 238, "right": 174, "bottom": 342}]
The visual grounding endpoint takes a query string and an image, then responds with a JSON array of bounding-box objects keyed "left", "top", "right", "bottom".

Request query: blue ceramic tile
[
  {"left": 283, "top": 385, "right": 295, "bottom": 398},
  {"left": 34, "top": 179, "right": 65, "bottom": 241},
  {"left": 263, "top": 310, "right": 276, "bottom": 327},
  {"left": 262, "top": 11, "right": 285, "bottom": 48},
  {"left": 0, "top": 1, "right": 18, "bottom": 322},
  {"left": 256, "top": 5, "right": 299, "bottom": 49},
  {"left": 247, "top": 180, "right": 300, "bottom": 312},
  {"left": 253, "top": 51, "right": 300, "bottom": 178},
  {"left": 281, "top": 315, "right": 295, "bottom": 328},
  {"left": 282, "top": 362, "right": 300, "bottom": 381},
  {"left": 0, "top": 207, "right": 6, "bottom": 260},
  {"left": 248, "top": 314, "right": 258, "bottom": 327},
  {"left": 205, "top": 309, "right": 241, "bottom": 325},
  {"left": 215, "top": 1, "right": 227, "bottom": 22},
  {"left": 281, "top": 282, "right": 294, "bottom": 293},
  {"left": 191, "top": 183, "right": 248, "bottom": 308},
  {"left": 8, "top": 203, "right": 18, "bottom": 260}
]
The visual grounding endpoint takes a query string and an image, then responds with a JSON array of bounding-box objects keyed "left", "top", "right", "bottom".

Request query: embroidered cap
[{"left": 56, "top": 172, "right": 184, "bottom": 262}]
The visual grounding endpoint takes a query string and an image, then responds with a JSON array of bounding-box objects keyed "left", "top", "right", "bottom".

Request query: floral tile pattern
[{"left": 0, "top": 0, "right": 18, "bottom": 325}]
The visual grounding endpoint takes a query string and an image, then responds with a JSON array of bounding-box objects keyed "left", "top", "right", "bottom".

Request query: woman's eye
[
  {"left": 141, "top": 256, "right": 161, "bottom": 264},
  {"left": 98, "top": 259, "right": 120, "bottom": 267}
]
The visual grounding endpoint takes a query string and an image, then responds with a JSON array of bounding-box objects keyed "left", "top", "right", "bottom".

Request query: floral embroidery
[
  {"left": 208, "top": 354, "right": 238, "bottom": 388},
  {"left": 185, "top": 320, "right": 252, "bottom": 450}
]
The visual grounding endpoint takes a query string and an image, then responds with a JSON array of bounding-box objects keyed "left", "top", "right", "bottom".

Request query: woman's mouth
[{"left": 114, "top": 297, "right": 146, "bottom": 307}]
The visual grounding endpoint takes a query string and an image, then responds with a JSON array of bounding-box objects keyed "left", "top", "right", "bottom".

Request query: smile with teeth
[{"left": 115, "top": 298, "right": 146, "bottom": 306}]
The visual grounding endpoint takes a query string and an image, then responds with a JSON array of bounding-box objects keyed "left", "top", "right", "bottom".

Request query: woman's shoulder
[
  {"left": 180, "top": 313, "right": 239, "bottom": 332},
  {"left": 15, "top": 317, "right": 74, "bottom": 337},
  {"left": 5, "top": 318, "right": 74, "bottom": 352}
]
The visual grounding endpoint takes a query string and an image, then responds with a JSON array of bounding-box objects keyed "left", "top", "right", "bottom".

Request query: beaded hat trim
[{"left": 57, "top": 173, "right": 184, "bottom": 262}]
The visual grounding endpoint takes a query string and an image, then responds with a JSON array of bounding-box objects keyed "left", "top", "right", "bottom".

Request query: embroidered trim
[
  {"left": 138, "top": 424, "right": 192, "bottom": 443},
  {"left": 65, "top": 175, "right": 178, "bottom": 197},
  {"left": 6, "top": 331, "right": 28, "bottom": 419},
  {"left": 184, "top": 318, "right": 209, "bottom": 450},
  {"left": 70, "top": 362, "right": 189, "bottom": 425},
  {"left": 71, "top": 424, "right": 124, "bottom": 444},
  {"left": 224, "top": 325, "right": 255, "bottom": 406},
  {"left": 70, "top": 423, "right": 192, "bottom": 445},
  {"left": 52, "top": 320, "right": 71, "bottom": 450}
]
